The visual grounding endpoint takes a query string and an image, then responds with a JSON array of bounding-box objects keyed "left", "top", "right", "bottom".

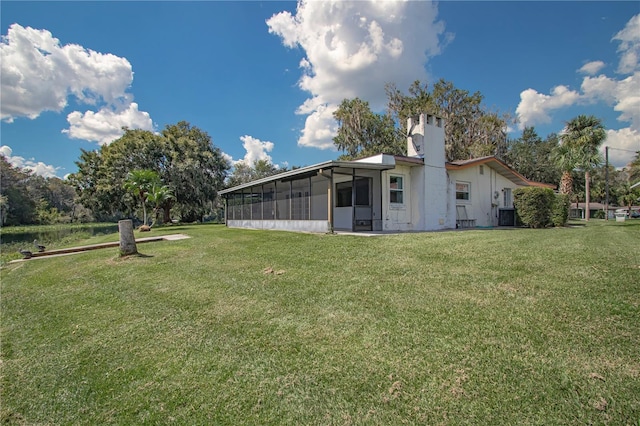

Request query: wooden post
[{"left": 118, "top": 219, "right": 137, "bottom": 256}]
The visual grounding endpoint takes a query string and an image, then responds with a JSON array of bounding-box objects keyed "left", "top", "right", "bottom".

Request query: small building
[
  {"left": 569, "top": 202, "right": 614, "bottom": 220},
  {"left": 219, "top": 113, "right": 552, "bottom": 233}
]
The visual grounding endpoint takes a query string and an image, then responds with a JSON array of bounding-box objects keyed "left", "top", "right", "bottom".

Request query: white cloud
[
  {"left": 612, "top": 73, "right": 640, "bottom": 130},
  {"left": 578, "top": 61, "right": 606, "bottom": 75},
  {"left": 0, "top": 23, "right": 153, "bottom": 145},
  {"left": 63, "top": 102, "right": 154, "bottom": 145},
  {"left": 516, "top": 86, "right": 580, "bottom": 129},
  {"left": 298, "top": 103, "right": 339, "bottom": 149},
  {"left": 612, "top": 14, "right": 640, "bottom": 74},
  {"left": 1, "top": 24, "right": 133, "bottom": 121},
  {"left": 580, "top": 74, "right": 618, "bottom": 104},
  {"left": 221, "top": 151, "right": 234, "bottom": 167},
  {"left": 236, "top": 135, "right": 275, "bottom": 166},
  {"left": 580, "top": 72, "right": 640, "bottom": 131},
  {"left": 603, "top": 128, "right": 640, "bottom": 169},
  {"left": 267, "top": 0, "right": 447, "bottom": 150},
  {"left": 0, "top": 145, "right": 60, "bottom": 178},
  {"left": 517, "top": 14, "right": 640, "bottom": 141}
]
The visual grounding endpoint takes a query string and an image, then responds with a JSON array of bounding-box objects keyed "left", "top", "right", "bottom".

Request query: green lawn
[{"left": 1, "top": 222, "right": 639, "bottom": 425}]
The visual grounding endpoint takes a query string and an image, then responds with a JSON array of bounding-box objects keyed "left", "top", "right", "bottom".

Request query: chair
[{"left": 456, "top": 205, "right": 476, "bottom": 228}]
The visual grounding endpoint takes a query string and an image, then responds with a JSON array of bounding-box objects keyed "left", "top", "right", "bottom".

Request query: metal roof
[
  {"left": 446, "top": 156, "right": 555, "bottom": 188},
  {"left": 219, "top": 159, "right": 395, "bottom": 195}
]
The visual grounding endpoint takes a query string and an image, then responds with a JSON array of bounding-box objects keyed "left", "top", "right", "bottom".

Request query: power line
[{"left": 606, "top": 146, "right": 639, "bottom": 153}]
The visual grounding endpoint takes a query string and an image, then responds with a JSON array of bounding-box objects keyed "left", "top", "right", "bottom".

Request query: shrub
[
  {"left": 551, "top": 193, "right": 570, "bottom": 227},
  {"left": 513, "top": 187, "right": 555, "bottom": 228}
]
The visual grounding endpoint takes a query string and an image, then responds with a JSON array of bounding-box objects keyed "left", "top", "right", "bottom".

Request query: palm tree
[
  {"left": 559, "top": 115, "right": 606, "bottom": 221},
  {"left": 124, "top": 169, "right": 160, "bottom": 226},
  {"left": 147, "top": 183, "right": 174, "bottom": 227},
  {"left": 552, "top": 142, "right": 577, "bottom": 196},
  {"left": 619, "top": 183, "right": 640, "bottom": 216}
]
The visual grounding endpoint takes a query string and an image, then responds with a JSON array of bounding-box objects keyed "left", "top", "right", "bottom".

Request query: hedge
[{"left": 513, "top": 187, "right": 555, "bottom": 228}]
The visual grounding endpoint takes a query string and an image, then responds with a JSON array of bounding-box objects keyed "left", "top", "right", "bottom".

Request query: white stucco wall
[
  {"left": 382, "top": 166, "right": 413, "bottom": 231},
  {"left": 449, "top": 165, "right": 521, "bottom": 227}
]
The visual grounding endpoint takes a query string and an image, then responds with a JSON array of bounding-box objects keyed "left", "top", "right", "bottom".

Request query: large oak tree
[{"left": 68, "top": 121, "right": 230, "bottom": 223}]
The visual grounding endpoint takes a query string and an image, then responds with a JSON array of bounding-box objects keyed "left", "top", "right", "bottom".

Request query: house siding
[{"left": 449, "top": 166, "right": 520, "bottom": 227}]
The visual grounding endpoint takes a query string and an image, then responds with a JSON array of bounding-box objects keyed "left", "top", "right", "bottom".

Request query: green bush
[
  {"left": 513, "top": 187, "right": 555, "bottom": 228},
  {"left": 551, "top": 193, "right": 570, "bottom": 227}
]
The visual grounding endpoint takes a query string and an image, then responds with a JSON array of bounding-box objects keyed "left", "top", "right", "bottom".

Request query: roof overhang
[
  {"left": 446, "top": 156, "right": 555, "bottom": 189},
  {"left": 219, "top": 159, "right": 396, "bottom": 195}
]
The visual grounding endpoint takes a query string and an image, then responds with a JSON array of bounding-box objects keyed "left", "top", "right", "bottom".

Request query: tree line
[
  {"left": 1, "top": 156, "right": 91, "bottom": 226},
  {"left": 1, "top": 81, "right": 638, "bottom": 227},
  {"left": 333, "top": 79, "right": 510, "bottom": 161},
  {"left": 333, "top": 80, "right": 640, "bottom": 216}
]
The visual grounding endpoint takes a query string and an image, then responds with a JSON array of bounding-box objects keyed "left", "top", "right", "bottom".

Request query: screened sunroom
[{"left": 219, "top": 160, "right": 395, "bottom": 233}]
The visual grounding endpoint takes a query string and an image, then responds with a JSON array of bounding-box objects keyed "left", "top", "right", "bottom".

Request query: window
[
  {"left": 354, "top": 178, "right": 370, "bottom": 206},
  {"left": 503, "top": 188, "right": 512, "bottom": 208},
  {"left": 336, "top": 181, "right": 352, "bottom": 207},
  {"left": 336, "top": 178, "right": 370, "bottom": 207},
  {"left": 479, "top": 165, "right": 484, "bottom": 175},
  {"left": 456, "top": 182, "right": 470, "bottom": 201},
  {"left": 390, "top": 175, "right": 404, "bottom": 204}
]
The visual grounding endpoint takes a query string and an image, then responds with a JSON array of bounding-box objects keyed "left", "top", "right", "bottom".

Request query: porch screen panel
[
  {"left": 231, "top": 193, "right": 242, "bottom": 220},
  {"left": 291, "top": 178, "right": 310, "bottom": 220},
  {"left": 275, "top": 181, "right": 290, "bottom": 220},
  {"left": 251, "top": 187, "right": 262, "bottom": 220},
  {"left": 225, "top": 196, "right": 232, "bottom": 220},
  {"left": 263, "top": 183, "right": 275, "bottom": 220},
  {"left": 242, "top": 189, "right": 251, "bottom": 219},
  {"left": 310, "top": 175, "right": 328, "bottom": 220}
]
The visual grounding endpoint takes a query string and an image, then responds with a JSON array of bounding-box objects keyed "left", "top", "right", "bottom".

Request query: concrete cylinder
[{"left": 118, "top": 219, "right": 138, "bottom": 256}]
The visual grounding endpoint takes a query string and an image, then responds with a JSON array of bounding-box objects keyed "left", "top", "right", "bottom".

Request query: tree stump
[{"left": 118, "top": 219, "right": 138, "bottom": 256}]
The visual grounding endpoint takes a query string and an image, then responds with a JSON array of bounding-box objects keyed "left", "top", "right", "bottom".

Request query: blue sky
[{"left": 1, "top": 1, "right": 638, "bottom": 179}]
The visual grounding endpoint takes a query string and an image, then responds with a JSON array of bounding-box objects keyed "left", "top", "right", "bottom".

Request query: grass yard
[{"left": 1, "top": 221, "right": 639, "bottom": 424}]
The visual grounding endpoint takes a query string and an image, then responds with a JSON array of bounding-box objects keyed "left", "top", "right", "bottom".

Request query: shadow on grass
[{"left": 118, "top": 252, "right": 154, "bottom": 260}]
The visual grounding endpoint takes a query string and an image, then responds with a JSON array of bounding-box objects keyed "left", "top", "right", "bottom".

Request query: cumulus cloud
[
  {"left": 612, "top": 14, "right": 640, "bottom": 74},
  {"left": 604, "top": 128, "right": 640, "bottom": 168},
  {"left": 516, "top": 86, "right": 580, "bottom": 128},
  {"left": 1, "top": 23, "right": 153, "bottom": 144},
  {"left": 580, "top": 72, "right": 640, "bottom": 132},
  {"left": 235, "top": 135, "right": 275, "bottom": 166},
  {"left": 579, "top": 61, "right": 606, "bottom": 75},
  {"left": 611, "top": 73, "right": 640, "bottom": 129},
  {"left": 0, "top": 145, "right": 60, "bottom": 178},
  {"left": 267, "top": 0, "right": 447, "bottom": 150},
  {"left": 221, "top": 151, "right": 234, "bottom": 167},
  {"left": 1, "top": 24, "right": 132, "bottom": 121},
  {"left": 516, "top": 14, "right": 640, "bottom": 169},
  {"left": 63, "top": 102, "right": 153, "bottom": 145}
]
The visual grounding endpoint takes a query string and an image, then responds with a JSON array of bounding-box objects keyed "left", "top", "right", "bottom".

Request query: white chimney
[
  {"left": 407, "top": 113, "right": 445, "bottom": 164},
  {"left": 407, "top": 113, "right": 452, "bottom": 230}
]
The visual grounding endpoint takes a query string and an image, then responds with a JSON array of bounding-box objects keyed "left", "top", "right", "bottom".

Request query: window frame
[
  {"left": 389, "top": 174, "right": 405, "bottom": 207},
  {"left": 455, "top": 181, "right": 471, "bottom": 203},
  {"left": 503, "top": 188, "right": 513, "bottom": 208}
]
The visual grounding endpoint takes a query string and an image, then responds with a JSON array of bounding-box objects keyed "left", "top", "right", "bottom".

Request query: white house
[{"left": 219, "top": 113, "right": 553, "bottom": 233}]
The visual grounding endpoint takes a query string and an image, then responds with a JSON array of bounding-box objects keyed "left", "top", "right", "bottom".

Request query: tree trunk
[
  {"left": 118, "top": 219, "right": 138, "bottom": 256},
  {"left": 559, "top": 171, "right": 573, "bottom": 195},
  {"left": 142, "top": 202, "right": 147, "bottom": 226},
  {"left": 585, "top": 171, "right": 591, "bottom": 221}
]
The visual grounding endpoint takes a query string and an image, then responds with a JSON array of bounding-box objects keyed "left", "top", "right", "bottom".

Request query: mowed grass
[{"left": 1, "top": 222, "right": 639, "bottom": 425}]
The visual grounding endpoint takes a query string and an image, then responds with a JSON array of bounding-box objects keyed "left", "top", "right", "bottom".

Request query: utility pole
[{"left": 605, "top": 146, "right": 609, "bottom": 220}]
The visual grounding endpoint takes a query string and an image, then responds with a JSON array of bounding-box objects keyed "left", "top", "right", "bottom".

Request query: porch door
[{"left": 353, "top": 177, "right": 372, "bottom": 231}]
